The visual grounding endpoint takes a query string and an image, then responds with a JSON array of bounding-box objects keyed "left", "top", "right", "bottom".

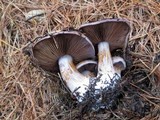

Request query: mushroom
[
  {"left": 112, "top": 56, "right": 126, "bottom": 76},
  {"left": 76, "top": 60, "right": 97, "bottom": 77},
  {"left": 79, "top": 18, "right": 130, "bottom": 89},
  {"left": 23, "top": 31, "right": 95, "bottom": 102}
]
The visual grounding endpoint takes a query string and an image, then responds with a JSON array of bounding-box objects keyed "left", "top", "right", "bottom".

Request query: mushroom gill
[
  {"left": 79, "top": 18, "right": 131, "bottom": 52},
  {"left": 24, "top": 31, "right": 95, "bottom": 73}
]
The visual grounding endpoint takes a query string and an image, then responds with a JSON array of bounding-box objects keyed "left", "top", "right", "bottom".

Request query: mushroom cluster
[{"left": 24, "top": 18, "right": 131, "bottom": 111}]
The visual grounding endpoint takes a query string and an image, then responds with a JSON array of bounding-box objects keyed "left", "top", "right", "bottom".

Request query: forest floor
[{"left": 0, "top": 0, "right": 160, "bottom": 120}]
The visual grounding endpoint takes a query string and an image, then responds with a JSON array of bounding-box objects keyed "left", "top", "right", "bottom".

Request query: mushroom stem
[
  {"left": 98, "top": 42, "right": 114, "bottom": 73},
  {"left": 58, "top": 55, "right": 90, "bottom": 102},
  {"left": 96, "top": 42, "right": 125, "bottom": 89}
]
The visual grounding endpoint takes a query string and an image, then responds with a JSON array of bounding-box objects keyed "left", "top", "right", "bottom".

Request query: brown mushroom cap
[
  {"left": 79, "top": 18, "right": 131, "bottom": 52},
  {"left": 24, "top": 31, "right": 95, "bottom": 72}
]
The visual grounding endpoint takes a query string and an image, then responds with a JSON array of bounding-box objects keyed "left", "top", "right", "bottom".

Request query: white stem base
[{"left": 96, "top": 42, "right": 126, "bottom": 89}]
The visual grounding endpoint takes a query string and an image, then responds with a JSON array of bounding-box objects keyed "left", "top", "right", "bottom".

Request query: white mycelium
[{"left": 58, "top": 55, "right": 90, "bottom": 102}]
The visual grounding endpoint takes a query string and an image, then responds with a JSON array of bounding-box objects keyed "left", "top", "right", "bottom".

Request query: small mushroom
[
  {"left": 112, "top": 56, "right": 126, "bottom": 76},
  {"left": 79, "top": 18, "right": 131, "bottom": 53},
  {"left": 76, "top": 60, "right": 97, "bottom": 77}
]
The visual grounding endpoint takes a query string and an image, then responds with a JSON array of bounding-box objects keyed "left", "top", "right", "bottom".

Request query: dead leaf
[{"left": 24, "top": 9, "right": 46, "bottom": 21}]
